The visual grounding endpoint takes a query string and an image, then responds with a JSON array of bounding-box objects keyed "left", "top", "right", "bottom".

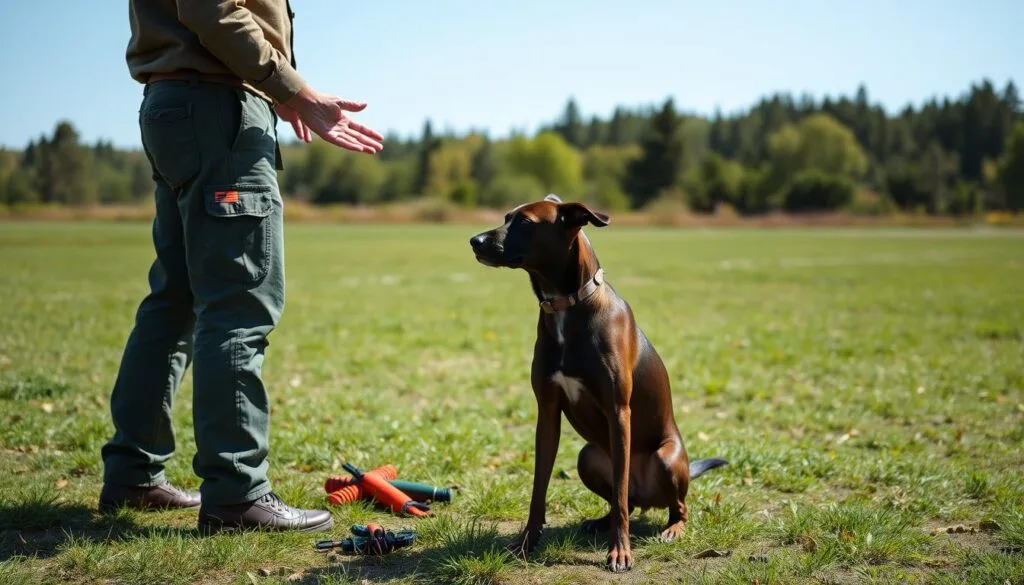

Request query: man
[{"left": 98, "top": 0, "right": 383, "bottom": 533}]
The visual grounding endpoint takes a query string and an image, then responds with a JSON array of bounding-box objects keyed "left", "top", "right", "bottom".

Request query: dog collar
[{"left": 539, "top": 268, "right": 604, "bottom": 314}]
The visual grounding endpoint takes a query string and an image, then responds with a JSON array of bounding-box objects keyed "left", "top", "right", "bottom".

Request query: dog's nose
[{"left": 470, "top": 234, "right": 487, "bottom": 250}]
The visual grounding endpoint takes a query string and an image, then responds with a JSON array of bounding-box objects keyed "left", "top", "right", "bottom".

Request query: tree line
[{"left": 2, "top": 78, "right": 1022, "bottom": 215}]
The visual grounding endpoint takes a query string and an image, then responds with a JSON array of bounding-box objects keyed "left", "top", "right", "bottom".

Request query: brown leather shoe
[
  {"left": 98, "top": 481, "right": 201, "bottom": 513},
  {"left": 197, "top": 492, "right": 333, "bottom": 534}
]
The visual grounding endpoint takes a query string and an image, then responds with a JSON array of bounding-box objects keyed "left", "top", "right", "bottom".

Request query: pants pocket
[
  {"left": 226, "top": 90, "right": 280, "bottom": 183},
  {"left": 140, "top": 102, "right": 202, "bottom": 189},
  {"left": 200, "top": 185, "right": 275, "bottom": 283}
]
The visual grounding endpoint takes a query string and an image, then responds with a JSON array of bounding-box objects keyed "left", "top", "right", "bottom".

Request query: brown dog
[{"left": 469, "top": 194, "right": 727, "bottom": 572}]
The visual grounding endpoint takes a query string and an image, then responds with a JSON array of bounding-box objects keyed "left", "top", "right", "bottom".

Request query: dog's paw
[
  {"left": 659, "top": 520, "right": 686, "bottom": 542},
  {"left": 606, "top": 539, "right": 633, "bottom": 572}
]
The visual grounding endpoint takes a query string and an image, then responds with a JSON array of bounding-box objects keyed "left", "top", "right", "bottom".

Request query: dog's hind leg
[
  {"left": 652, "top": 440, "right": 689, "bottom": 542},
  {"left": 577, "top": 443, "right": 612, "bottom": 533},
  {"left": 577, "top": 443, "right": 635, "bottom": 533},
  {"left": 661, "top": 499, "right": 688, "bottom": 541}
]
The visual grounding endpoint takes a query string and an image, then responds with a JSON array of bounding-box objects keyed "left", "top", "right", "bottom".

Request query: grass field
[{"left": 1, "top": 220, "right": 1023, "bottom": 585}]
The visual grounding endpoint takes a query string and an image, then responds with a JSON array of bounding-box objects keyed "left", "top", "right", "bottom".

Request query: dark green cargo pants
[{"left": 101, "top": 77, "right": 285, "bottom": 505}]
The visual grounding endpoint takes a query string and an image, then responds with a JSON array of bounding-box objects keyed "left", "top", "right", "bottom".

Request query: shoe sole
[
  {"left": 98, "top": 501, "right": 202, "bottom": 514},
  {"left": 198, "top": 515, "right": 334, "bottom": 536}
]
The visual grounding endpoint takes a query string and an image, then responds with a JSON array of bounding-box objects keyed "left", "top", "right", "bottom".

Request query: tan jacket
[{"left": 127, "top": 0, "right": 305, "bottom": 105}]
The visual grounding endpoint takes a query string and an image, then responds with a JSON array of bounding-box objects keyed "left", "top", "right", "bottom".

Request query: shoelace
[
  {"left": 260, "top": 492, "right": 290, "bottom": 514},
  {"left": 159, "top": 482, "right": 189, "bottom": 497}
]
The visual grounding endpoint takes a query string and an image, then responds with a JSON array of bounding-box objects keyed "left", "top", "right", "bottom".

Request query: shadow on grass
[
  {"left": 1, "top": 494, "right": 674, "bottom": 583},
  {"left": 0, "top": 496, "right": 204, "bottom": 562},
  {"left": 299, "top": 513, "right": 670, "bottom": 584}
]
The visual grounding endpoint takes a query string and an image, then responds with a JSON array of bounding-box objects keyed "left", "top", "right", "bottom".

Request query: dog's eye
[{"left": 517, "top": 216, "right": 533, "bottom": 225}]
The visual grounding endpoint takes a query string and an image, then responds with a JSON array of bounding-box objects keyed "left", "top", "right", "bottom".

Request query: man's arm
[
  {"left": 176, "top": 0, "right": 304, "bottom": 104},
  {"left": 176, "top": 0, "right": 383, "bottom": 154}
]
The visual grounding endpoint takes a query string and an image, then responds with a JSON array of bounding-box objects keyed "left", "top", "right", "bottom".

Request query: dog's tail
[{"left": 688, "top": 457, "right": 729, "bottom": 480}]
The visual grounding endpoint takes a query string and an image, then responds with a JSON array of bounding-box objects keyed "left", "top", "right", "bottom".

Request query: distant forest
[{"left": 2, "top": 78, "right": 1022, "bottom": 216}]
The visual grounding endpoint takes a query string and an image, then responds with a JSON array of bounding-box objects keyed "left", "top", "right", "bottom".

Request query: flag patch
[{"left": 214, "top": 190, "right": 239, "bottom": 204}]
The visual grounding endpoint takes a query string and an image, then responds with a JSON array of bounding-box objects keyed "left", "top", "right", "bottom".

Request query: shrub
[
  {"left": 479, "top": 173, "right": 544, "bottom": 209},
  {"left": 448, "top": 180, "right": 478, "bottom": 208},
  {"left": 847, "top": 189, "right": 897, "bottom": 216},
  {"left": 780, "top": 170, "right": 856, "bottom": 213}
]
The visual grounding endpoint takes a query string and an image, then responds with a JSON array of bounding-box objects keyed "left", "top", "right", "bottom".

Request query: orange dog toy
[
  {"left": 341, "top": 463, "right": 430, "bottom": 517},
  {"left": 325, "top": 465, "right": 397, "bottom": 495}
]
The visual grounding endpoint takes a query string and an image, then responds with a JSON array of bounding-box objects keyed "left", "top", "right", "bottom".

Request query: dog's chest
[
  {"left": 550, "top": 370, "right": 587, "bottom": 406},
  {"left": 543, "top": 312, "right": 595, "bottom": 407}
]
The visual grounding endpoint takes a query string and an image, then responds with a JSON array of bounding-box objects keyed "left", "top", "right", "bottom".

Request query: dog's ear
[
  {"left": 559, "top": 202, "right": 610, "bottom": 228},
  {"left": 544, "top": 193, "right": 562, "bottom": 203}
]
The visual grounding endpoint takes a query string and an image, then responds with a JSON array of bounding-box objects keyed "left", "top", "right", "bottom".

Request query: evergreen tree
[
  {"left": 39, "top": 121, "right": 94, "bottom": 204},
  {"left": 608, "top": 107, "right": 626, "bottom": 146},
  {"left": 585, "top": 115, "right": 604, "bottom": 147},
  {"left": 470, "top": 137, "right": 498, "bottom": 191},
  {"left": 624, "top": 98, "right": 685, "bottom": 207},
  {"left": 414, "top": 119, "right": 439, "bottom": 195},
  {"left": 998, "top": 120, "right": 1024, "bottom": 211},
  {"left": 554, "top": 97, "right": 585, "bottom": 148}
]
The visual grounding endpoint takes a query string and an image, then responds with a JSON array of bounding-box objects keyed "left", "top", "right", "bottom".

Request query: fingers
[
  {"left": 324, "top": 124, "right": 383, "bottom": 153},
  {"left": 294, "top": 120, "right": 311, "bottom": 143},
  {"left": 324, "top": 130, "right": 375, "bottom": 154},
  {"left": 344, "top": 128, "right": 384, "bottom": 152},
  {"left": 289, "top": 118, "right": 309, "bottom": 143},
  {"left": 277, "top": 104, "right": 313, "bottom": 143},
  {"left": 348, "top": 121, "right": 385, "bottom": 142},
  {"left": 336, "top": 99, "right": 368, "bottom": 112}
]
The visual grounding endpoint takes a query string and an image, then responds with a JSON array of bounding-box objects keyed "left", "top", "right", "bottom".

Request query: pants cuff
[
  {"left": 103, "top": 463, "right": 166, "bottom": 488},
  {"left": 202, "top": 479, "right": 273, "bottom": 507}
]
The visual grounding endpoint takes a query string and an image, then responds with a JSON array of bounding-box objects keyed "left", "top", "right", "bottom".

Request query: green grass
[{"left": 1, "top": 221, "right": 1023, "bottom": 584}]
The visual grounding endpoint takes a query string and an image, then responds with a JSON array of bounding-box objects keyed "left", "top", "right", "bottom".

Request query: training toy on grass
[
  {"left": 336, "top": 463, "right": 432, "bottom": 517},
  {"left": 325, "top": 464, "right": 455, "bottom": 505},
  {"left": 315, "top": 523, "right": 417, "bottom": 555}
]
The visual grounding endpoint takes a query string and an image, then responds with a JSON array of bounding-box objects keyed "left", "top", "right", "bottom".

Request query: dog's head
[{"left": 469, "top": 193, "right": 610, "bottom": 271}]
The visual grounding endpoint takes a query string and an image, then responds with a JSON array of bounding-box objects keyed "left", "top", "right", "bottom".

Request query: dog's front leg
[
  {"left": 606, "top": 377, "right": 633, "bottom": 572},
  {"left": 508, "top": 395, "right": 560, "bottom": 558}
]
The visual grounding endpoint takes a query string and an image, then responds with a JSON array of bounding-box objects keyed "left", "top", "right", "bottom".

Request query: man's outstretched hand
[{"left": 281, "top": 86, "right": 384, "bottom": 154}]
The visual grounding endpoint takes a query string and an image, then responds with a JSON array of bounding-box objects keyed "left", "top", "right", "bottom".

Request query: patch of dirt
[{"left": 924, "top": 520, "right": 1005, "bottom": 555}]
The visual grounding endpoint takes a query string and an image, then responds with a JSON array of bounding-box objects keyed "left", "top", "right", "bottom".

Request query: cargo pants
[{"left": 101, "top": 75, "right": 285, "bottom": 506}]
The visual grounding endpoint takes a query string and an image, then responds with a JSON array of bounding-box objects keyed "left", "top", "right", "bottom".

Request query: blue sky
[{"left": 0, "top": 1, "right": 1020, "bottom": 149}]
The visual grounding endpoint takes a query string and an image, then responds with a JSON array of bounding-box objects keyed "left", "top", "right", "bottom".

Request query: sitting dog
[{"left": 469, "top": 194, "right": 727, "bottom": 572}]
